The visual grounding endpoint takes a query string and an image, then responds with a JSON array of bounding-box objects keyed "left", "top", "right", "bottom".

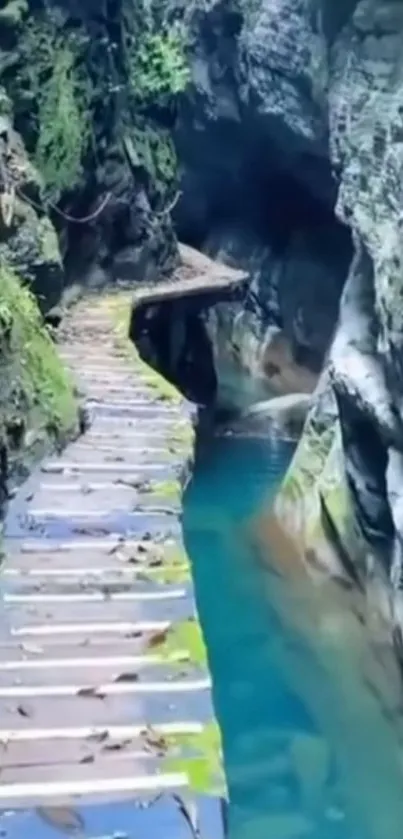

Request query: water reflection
[{"left": 183, "top": 432, "right": 403, "bottom": 839}]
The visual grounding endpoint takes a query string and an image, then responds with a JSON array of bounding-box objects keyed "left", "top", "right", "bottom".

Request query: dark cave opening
[{"left": 174, "top": 160, "right": 353, "bottom": 377}]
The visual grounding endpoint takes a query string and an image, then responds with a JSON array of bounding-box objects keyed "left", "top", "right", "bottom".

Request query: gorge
[{"left": 1, "top": 0, "right": 403, "bottom": 836}]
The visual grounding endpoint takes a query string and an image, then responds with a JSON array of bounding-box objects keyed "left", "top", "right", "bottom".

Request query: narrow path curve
[{"left": 0, "top": 292, "right": 225, "bottom": 838}]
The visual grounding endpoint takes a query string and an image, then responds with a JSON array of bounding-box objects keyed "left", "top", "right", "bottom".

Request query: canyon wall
[{"left": 170, "top": 0, "right": 403, "bottom": 656}]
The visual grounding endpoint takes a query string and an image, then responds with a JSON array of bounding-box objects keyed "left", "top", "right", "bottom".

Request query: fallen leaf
[
  {"left": 103, "top": 738, "right": 132, "bottom": 752},
  {"left": 87, "top": 729, "right": 109, "bottom": 743},
  {"left": 79, "top": 753, "right": 95, "bottom": 764},
  {"left": 148, "top": 556, "right": 163, "bottom": 568},
  {"left": 74, "top": 527, "right": 110, "bottom": 537},
  {"left": 16, "top": 704, "right": 32, "bottom": 718},
  {"left": 77, "top": 686, "right": 106, "bottom": 700},
  {"left": 141, "top": 726, "right": 168, "bottom": 755},
  {"left": 108, "top": 543, "right": 123, "bottom": 555},
  {"left": 114, "top": 672, "right": 139, "bottom": 683},
  {"left": 127, "top": 555, "right": 141, "bottom": 565},
  {"left": 148, "top": 629, "right": 169, "bottom": 648},
  {"left": 137, "top": 544, "right": 148, "bottom": 554},
  {"left": 37, "top": 806, "right": 85, "bottom": 835}
]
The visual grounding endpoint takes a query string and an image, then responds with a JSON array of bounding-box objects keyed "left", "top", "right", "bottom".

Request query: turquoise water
[{"left": 183, "top": 432, "right": 403, "bottom": 839}]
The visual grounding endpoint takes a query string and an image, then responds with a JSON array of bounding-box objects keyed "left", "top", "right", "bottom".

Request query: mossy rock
[
  {"left": 0, "top": 194, "right": 64, "bottom": 312},
  {"left": 0, "top": 263, "right": 78, "bottom": 486},
  {"left": 164, "top": 721, "right": 225, "bottom": 796}
]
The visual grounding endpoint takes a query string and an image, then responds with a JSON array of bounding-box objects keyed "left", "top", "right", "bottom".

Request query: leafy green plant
[
  {"left": 17, "top": 14, "right": 91, "bottom": 200},
  {"left": 128, "top": 28, "right": 190, "bottom": 104},
  {"left": 0, "top": 261, "right": 77, "bottom": 456},
  {"left": 34, "top": 44, "right": 90, "bottom": 198},
  {"left": 119, "top": 0, "right": 189, "bottom": 190}
]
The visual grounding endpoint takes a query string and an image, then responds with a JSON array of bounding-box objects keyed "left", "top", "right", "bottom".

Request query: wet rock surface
[
  {"left": 0, "top": 292, "right": 225, "bottom": 833},
  {"left": 163, "top": 0, "right": 403, "bottom": 660}
]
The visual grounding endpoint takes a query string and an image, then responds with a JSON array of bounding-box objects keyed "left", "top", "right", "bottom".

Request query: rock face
[
  {"left": 62, "top": 134, "right": 179, "bottom": 291},
  {"left": 173, "top": 0, "right": 352, "bottom": 384},
  {"left": 171, "top": 0, "right": 403, "bottom": 659},
  {"left": 0, "top": 110, "right": 64, "bottom": 311},
  {"left": 0, "top": 0, "right": 183, "bottom": 309}
]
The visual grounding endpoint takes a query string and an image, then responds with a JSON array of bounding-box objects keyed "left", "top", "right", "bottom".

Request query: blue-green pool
[{"left": 183, "top": 431, "right": 403, "bottom": 839}]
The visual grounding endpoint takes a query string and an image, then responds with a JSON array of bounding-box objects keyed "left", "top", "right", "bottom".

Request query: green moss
[
  {"left": 102, "top": 292, "right": 182, "bottom": 404},
  {"left": 148, "top": 618, "right": 207, "bottom": 667},
  {"left": 281, "top": 425, "right": 335, "bottom": 503},
  {"left": 0, "top": 263, "right": 77, "bottom": 471},
  {"left": 17, "top": 14, "right": 91, "bottom": 200},
  {"left": 150, "top": 479, "right": 182, "bottom": 503},
  {"left": 38, "top": 217, "right": 61, "bottom": 265},
  {"left": 142, "top": 543, "right": 190, "bottom": 585},
  {"left": 128, "top": 28, "right": 190, "bottom": 105},
  {"left": 164, "top": 722, "right": 225, "bottom": 796},
  {"left": 169, "top": 423, "right": 194, "bottom": 446}
]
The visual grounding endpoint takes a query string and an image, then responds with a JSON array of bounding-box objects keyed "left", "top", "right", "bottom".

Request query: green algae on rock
[
  {"left": 101, "top": 292, "right": 183, "bottom": 405},
  {"left": 0, "top": 263, "right": 78, "bottom": 494},
  {"left": 164, "top": 721, "right": 225, "bottom": 797},
  {"left": 148, "top": 618, "right": 207, "bottom": 667}
]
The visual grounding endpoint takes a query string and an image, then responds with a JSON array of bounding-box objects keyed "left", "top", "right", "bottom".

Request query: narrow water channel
[{"left": 182, "top": 429, "right": 396, "bottom": 839}]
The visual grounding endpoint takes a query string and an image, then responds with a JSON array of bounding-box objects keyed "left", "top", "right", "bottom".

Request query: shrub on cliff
[
  {"left": 9, "top": 0, "right": 189, "bottom": 202},
  {"left": 16, "top": 13, "right": 91, "bottom": 201},
  {"left": 122, "top": 0, "right": 190, "bottom": 192},
  {"left": 128, "top": 27, "right": 190, "bottom": 105}
]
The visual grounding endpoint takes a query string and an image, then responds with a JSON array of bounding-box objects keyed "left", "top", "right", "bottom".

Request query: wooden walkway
[{"left": 0, "top": 293, "right": 225, "bottom": 838}]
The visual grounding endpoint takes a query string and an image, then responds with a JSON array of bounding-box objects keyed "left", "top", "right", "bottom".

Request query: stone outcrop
[{"left": 131, "top": 244, "right": 248, "bottom": 404}]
